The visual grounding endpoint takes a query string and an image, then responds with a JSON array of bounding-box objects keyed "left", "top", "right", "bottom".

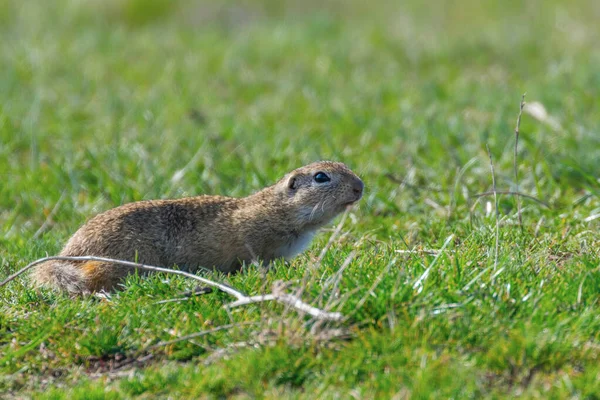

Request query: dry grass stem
[
  {"left": 149, "top": 322, "right": 257, "bottom": 349},
  {"left": 486, "top": 144, "right": 500, "bottom": 270},
  {"left": 514, "top": 93, "right": 526, "bottom": 227},
  {"left": 322, "top": 250, "right": 357, "bottom": 309},
  {"left": 412, "top": 235, "right": 454, "bottom": 291},
  {"left": 342, "top": 258, "right": 395, "bottom": 322},
  {"left": 32, "top": 192, "right": 66, "bottom": 240},
  {"left": 395, "top": 249, "right": 456, "bottom": 256},
  {"left": 472, "top": 190, "right": 549, "bottom": 208},
  {"left": 315, "top": 207, "right": 351, "bottom": 268}
]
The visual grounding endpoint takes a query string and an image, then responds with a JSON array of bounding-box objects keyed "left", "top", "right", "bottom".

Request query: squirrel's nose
[{"left": 352, "top": 179, "right": 364, "bottom": 198}]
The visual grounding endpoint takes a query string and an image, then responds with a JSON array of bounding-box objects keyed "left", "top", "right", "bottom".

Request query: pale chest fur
[{"left": 273, "top": 230, "right": 317, "bottom": 260}]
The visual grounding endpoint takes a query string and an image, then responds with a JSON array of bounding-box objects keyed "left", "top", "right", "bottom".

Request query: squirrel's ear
[{"left": 287, "top": 175, "right": 298, "bottom": 190}]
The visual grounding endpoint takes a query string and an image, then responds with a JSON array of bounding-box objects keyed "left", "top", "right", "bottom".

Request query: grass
[{"left": 1, "top": 0, "right": 600, "bottom": 397}]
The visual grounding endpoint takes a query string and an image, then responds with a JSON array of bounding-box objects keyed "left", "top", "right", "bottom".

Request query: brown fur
[{"left": 31, "top": 161, "right": 364, "bottom": 294}]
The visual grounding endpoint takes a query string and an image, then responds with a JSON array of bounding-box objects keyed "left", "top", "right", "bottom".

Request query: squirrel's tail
[{"left": 30, "top": 260, "right": 91, "bottom": 294}]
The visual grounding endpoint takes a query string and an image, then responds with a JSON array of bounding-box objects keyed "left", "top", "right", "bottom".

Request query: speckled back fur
[{"left": 30, "top": 161, "right": 364, "bottom": 293}]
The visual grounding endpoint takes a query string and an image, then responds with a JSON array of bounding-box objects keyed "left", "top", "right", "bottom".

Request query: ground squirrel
[{"left": 31, "top": 161, "right": 364, "bottom": 294}]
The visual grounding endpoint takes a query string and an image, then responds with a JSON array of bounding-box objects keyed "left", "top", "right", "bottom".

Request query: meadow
[{"left": 1, "top": 0, "right": 600, "bottom": 398}]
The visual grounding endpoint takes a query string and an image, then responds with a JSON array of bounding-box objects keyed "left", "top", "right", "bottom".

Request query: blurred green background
[
  {"left": 2, "top": 0, "right": 600, "bottom": 397},
  {"left": 1, "top": 0, "right": 598, "bottom": 238}
]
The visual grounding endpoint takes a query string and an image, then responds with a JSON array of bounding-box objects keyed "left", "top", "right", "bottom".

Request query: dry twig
[
  {"left": 1, "top": 256, "right": 343, "bottom": 321},
  {"left": 226, "top": 280, "right": 342, "bottom": 321}
]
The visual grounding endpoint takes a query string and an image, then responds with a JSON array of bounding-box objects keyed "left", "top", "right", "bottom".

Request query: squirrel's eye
[{"left": 313, "top": 172, "right": 331, "bottom": 183}]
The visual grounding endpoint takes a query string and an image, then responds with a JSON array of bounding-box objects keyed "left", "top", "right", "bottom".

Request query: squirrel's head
[{"left": 276, "top": 161, "right": 364, "bottom": 228}]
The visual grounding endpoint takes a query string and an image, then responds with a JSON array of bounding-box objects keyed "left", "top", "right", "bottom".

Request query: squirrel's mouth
[
  {"left": 342, "top": 199, "right": 360, "bottom": 208},
  {"left": 343, "top": 193, "right": 363, "bottom": 207}
]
